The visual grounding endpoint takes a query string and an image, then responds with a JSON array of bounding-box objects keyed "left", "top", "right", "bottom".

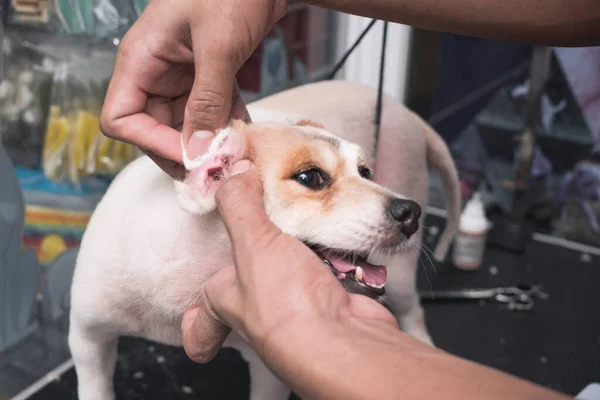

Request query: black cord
[
  {"left": 324, "top": 17, "right": 388, "bottom": 160},
  {"left": 327, "top": 19, "right": 377, "bottom": 80},
  {"left": 373, "top": 21, "right": 388, "bottom": 159}
]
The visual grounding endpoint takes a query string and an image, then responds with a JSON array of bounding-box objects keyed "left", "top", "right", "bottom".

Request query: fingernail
[
  {"left": 230, "top": 160, "right": 253, "bottom": 176},
  {"left": 187, "top": 130, "right": 214, "bottom": 159}
]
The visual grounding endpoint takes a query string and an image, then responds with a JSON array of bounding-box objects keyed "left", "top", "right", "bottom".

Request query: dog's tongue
[{"left": 326, "top": 254, "right": 387, "bottom": 285}]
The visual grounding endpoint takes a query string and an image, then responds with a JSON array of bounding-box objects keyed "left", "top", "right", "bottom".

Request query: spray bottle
[{"left": 452, "top": 192, "right": 490, "bottom": 271}]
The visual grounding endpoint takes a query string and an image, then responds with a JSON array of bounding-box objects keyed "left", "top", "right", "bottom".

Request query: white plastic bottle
[{"left": 452, "top": 192, "right": 490, "bottom": 271}]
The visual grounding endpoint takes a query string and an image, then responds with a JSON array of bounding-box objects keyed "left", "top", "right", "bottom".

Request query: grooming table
[
  {"left": 419, "top": 212, "right": 600, "bottom": 396},
  {"left": 13, "top": 213, "right": 600, "bottom": 400}
]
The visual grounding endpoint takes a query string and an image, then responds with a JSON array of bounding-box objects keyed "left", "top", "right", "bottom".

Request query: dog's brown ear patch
[{"left": 296, "top": 119, "right": 324, "bottom": 129}]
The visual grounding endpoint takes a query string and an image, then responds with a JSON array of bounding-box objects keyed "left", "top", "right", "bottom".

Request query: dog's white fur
[{"left": 68, "top": 81, "right": 460, "bottom": 400}]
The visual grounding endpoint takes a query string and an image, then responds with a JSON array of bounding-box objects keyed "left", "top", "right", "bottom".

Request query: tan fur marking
[
  {"left": 245, "top": 121, "right": 387, "bottom": 220},
  {"left": 279, "top": 146, "right": 318, "bottom": 180},
  {"left": 296, "top": 119, "right": 325, "bottom": 129}
]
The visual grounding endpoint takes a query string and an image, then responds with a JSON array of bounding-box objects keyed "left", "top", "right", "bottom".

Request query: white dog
[{"left": 68, "top": 81, "right": 460, "bottom": 400}]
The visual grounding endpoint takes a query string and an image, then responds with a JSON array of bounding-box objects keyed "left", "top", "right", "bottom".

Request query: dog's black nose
[{"left": 388, "top": 198, "right": 421, "bottom": 237}]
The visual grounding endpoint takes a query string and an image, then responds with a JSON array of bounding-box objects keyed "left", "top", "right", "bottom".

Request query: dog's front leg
[
  {"left": 234, "top": 342, "right": 291, "bottom": 400},
  {"left": 397, "top": 296, "right": 434, "bottom": 346},
  {"left": 386, "top": 281, "right": 435, "bottom": 346},
  {"left": 68, "top": 321, "right": 119, "bottom": 400},
  {"left": 384, "top": 249, "right": 435, "bottom": 347}
]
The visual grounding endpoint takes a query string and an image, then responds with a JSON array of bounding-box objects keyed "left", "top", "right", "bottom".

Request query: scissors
[{"left": 419, "top": 284, "right": 549, "bottom": 312}]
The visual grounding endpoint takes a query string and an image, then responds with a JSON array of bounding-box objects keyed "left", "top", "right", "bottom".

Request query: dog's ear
[{"left": 176, "top": 120, "right": 249, "bottom": 215}]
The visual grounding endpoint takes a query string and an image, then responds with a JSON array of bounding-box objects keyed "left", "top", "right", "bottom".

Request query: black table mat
[
  {"left": 25, "top": 214, "right": 600, "bottom": 399},
  {"left": 418, "top": 215, "right": 600, "bottom": 396}
]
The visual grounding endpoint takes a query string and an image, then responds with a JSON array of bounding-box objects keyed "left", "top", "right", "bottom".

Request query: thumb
[
  {"left": 215, "top": 161, "right": 282, "bottom": 257},
  {"left": 182, "top": 56, "right": 236, "bottom": 160},
  {"left": 181, "top": 305, "right": 230, "bottom": 363},
  {"left": 181, "top": 268, "right": 237, "bottom": 363},
  {"left": 231, "top": 80, "right": 252, "bottom": 123}
]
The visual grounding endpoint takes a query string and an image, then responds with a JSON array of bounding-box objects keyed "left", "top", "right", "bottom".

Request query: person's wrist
[
  {"left": 247, "top": 314, "right": 330, "bottom": 359},
  {"left": 251, "top": 315, "right": 401, "bottom": 400},
  {"left": 256, "top": 315, "right": 337, "bottom": 375}
]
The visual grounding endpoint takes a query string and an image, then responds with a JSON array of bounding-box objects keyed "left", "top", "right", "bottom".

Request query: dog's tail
[{"left": 419, "top": 115, "right": 462, "bottom": 262}]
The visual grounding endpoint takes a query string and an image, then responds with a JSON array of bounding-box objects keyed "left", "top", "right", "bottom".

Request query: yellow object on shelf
[
  {"left": 68, "top": 110, "right": 98, "bottom": 184},
  {"left": 42, "top": 103, "right": 140, "bottom": 185},
  {"left": 39, "top": 233, "right": 68, "bottom": 264},
  {"left": 42, "top": 105, "right": 71, "bottom": 181}
]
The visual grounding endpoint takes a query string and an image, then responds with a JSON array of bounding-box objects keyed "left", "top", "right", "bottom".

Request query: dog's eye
[
  {"left": 293, "top": 168, "right": 328, "bottom": 190},
  {"left": 358, "top": 166, "right": 372, "bottom": 180}
]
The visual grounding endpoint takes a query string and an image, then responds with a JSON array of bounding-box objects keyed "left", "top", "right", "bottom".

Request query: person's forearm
[
  {"left": 296, "top": 0, "right": 600, "bottom": 47},
  {"left": 260, "top": 317, "right": 569, "bottom": 400}
]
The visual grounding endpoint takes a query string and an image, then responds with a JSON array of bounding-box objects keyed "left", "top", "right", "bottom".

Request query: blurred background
[{"left": 0, "top": 1, "right": 598, "bottom": 399}]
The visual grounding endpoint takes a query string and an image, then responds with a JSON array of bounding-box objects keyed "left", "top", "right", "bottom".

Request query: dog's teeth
[
  {"left": 355, "top": 267, "right": 364, "bottom": 281},
  {"left": 323, "top": 259, "right": 333, "bottom": 268}
]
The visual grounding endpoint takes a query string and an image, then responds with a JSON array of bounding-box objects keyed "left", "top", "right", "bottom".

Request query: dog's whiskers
[
  {"left": 418, "top": 257, "right": 434, "bottom": 297},
  {"left": 420, "top": 243, "right": 438, "bottom": 277}
]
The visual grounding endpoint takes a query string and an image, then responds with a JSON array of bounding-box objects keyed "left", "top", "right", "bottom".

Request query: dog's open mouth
[{"left": 307, "top": 245, "right": 387, "bottom": 299}]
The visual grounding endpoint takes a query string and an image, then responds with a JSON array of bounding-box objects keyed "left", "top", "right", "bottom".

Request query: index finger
[{"left": 100, "top": 71, "right": 183, "bottom": 164}]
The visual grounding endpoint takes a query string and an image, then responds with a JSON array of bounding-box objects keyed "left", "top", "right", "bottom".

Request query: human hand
[
  {"left": 99, "top": 0, "right": 288, "bottom": 179},
  {"left": 180, "top": 160, "right": 398, "bottom": 362},
  {"left": 179, "top": 161, "right": 571, "bottom": 400}
]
